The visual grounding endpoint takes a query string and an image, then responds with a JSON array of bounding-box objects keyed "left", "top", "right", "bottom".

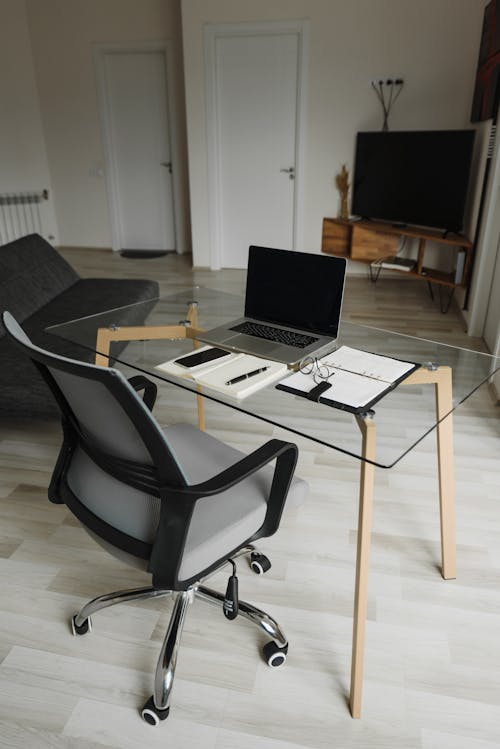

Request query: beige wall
[
  {"left": 25, "top": 0, "right": 189, "bottom": 248},
  {"left": 0, "top": 0, "right": 58, "bottom": 241},
  {"left": 182, "top": 0, "right": 485, "bottom": 268}
]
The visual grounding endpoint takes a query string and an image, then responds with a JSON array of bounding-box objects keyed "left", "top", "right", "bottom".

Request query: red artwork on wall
[{"left": 471, "top": 0, "right": 500, "bottom": 122}]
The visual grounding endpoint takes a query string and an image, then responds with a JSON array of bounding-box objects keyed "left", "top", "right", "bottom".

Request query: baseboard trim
[{"left": 57, "top": 245, "right": 112, "bottom": 253}]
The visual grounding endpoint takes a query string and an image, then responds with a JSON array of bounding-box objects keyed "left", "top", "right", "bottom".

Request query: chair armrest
[
  {"left": 174, "top": 439, "right": 297, "bottom": 499},
  {"left": 150, "top": 439, "right": 298, "bottom": 588},
  {"left": 183, "top": 436, "right": 298, "bottom": 548},
  {"left": 128, "top": 375, "right": 157, "bottom": 411}
]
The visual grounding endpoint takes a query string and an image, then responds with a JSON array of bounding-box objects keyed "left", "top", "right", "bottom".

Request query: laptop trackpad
[{"left": 227, "top": 334, "right": 278, "bottom": 356}]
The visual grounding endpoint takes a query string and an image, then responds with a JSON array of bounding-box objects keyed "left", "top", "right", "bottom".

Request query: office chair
[{"left": 3, "top": 311, "right": 308, "bottom": 726}]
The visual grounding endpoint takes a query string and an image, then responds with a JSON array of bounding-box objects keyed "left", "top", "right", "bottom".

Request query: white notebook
[
  {"left": 193, "top": 354, "right": 288, "bottom": 399},
  {"left": 156, "top": 347, "right": 287, "bottom": 399}
]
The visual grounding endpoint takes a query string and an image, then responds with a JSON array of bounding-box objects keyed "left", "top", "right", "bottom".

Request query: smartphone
[{"left": 174, "top": 347, "right": 231, "bottom": 368}]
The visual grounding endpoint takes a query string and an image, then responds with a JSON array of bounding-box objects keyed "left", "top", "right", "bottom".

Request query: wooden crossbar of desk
[{"left": 95, "top": 302, "right": 206, "bottom": 430}]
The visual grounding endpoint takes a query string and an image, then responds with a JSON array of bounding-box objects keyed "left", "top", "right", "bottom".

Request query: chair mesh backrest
[
  {"left": 49, "top": 366, "right": 170, "bottom": 545},
  {"left": 48, "top": 367, "right": 153, "bottom": 463},
  {"left": 2, "top": 311, "right": 186, "bottom": 549}
]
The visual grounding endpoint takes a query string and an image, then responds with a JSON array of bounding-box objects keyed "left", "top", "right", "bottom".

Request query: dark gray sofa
[{"left": 0, "top": 234, "right": 159, "bottom": 418}]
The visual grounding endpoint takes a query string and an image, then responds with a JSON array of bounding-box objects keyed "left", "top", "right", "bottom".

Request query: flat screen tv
[{"left": 351, "top": 130, "right": 475, "bottom": 233}]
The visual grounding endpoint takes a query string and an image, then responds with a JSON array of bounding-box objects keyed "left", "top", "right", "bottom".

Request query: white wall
[
  {"left": 0, "top": 0, "right": 487, "bottom": 279},
  {"left": 0, "top": 0, "right": 58, "bottom": 242},
  {"left": 181, "top": 0, "right": 485, "bottom": 269},
  {"left": 25, "top": 0, "right": 189, "bottom": 249}
]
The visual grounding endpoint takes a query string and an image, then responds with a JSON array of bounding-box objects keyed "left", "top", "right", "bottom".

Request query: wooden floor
[{"left": 1, "top": 249, "right": 499, "bottom": 749}]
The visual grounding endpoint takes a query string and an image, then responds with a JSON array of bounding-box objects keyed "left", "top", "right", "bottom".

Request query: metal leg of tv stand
[
  {"left": 439, "top": 285, "right": 455, "bottom": 314},
  {"left": 369, "top": 263, "right": 382, "bottom": 283},
  {"left": 426, "top": 282, "right": 455, "bottom": 314}
]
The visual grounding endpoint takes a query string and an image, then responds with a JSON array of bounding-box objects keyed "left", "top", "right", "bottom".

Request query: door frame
[
  {"left": 94, "top": 41, "right": 186, "bottom": 253},
  {"left": 204, "top": 20, "right": 309, "bottom": 270},
  {"left": 468, "top": 119, "right": 500, "bottom": 398},
  {"left": 469, "top": 120, "right": 500, "bottom": 341}
]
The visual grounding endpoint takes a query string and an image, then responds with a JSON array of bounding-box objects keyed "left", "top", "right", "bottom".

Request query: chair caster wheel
[
  {"left": 141, "top": 696, "right": 170, "bottom": 725},
  {"left": 71, "top": 614, "right": 92, "bottom": 636},
  {"left": 250, "top": 552, "right": 271, "bottom": 575},
  {"left": 263, "top": 640, "right": 288, "bottom": 667}
]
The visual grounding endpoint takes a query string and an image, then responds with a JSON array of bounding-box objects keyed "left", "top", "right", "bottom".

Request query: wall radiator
[{"left": 0, "top": 189, "right": 49, "bottom": 245}]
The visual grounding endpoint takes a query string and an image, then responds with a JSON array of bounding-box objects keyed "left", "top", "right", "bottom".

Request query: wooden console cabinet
[{"left": 321, "top": 218, "right": 473, "bottom": 290}]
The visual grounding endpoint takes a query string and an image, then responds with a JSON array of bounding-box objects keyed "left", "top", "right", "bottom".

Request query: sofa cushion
[
  {"left": 0, "top": 336, "right": 57, "bottom": 418},
  {"left": 1, "top": 278, "right": 159, "bottom": 418},
  {"left": 0, "top": 234, "right": 79, "bottom": 335},
  {"left": 25, "top": 277, "right": 159, "bottom": 355}
]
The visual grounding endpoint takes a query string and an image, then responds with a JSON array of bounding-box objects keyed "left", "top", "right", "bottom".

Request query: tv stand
[{"left": 321, "top": 218, "right": 473, "bottom": 311}]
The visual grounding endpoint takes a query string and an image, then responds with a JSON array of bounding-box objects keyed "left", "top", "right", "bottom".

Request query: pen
[{"left": 225, "top": 366, "right": 269, "bottom": 386}]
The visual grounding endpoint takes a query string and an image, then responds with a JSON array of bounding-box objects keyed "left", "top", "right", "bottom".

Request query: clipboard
[{"left": 275, "top": 346, "right": 421, "bottom": 414}]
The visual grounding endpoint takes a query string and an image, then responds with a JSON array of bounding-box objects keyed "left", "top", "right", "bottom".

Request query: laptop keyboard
[{"left": 230, "top": 321, "right": 319, "bottom": 348}]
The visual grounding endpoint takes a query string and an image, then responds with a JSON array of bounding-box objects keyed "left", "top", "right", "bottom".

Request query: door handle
[
  {"left": 280, "top": 167, "right": 295, "bottom": 180},
  {"left": 161, "top": 162, "right": 172, "bottom": 174}
]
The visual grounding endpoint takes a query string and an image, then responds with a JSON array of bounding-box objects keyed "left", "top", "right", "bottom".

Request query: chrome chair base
[{"left": 70, "top": 549, "right": 288, "bottom": 725}]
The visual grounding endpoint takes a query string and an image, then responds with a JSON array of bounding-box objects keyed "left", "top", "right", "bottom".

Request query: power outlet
[{"left": 371, "top": 77, "right": 404, "bottom": 86}]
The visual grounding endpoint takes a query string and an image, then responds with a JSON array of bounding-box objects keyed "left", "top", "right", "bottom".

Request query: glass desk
[{"left": 48, "top": 286, "right": 500, "bottom": 717}]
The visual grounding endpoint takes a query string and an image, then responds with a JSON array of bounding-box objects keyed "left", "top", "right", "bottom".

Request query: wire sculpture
[{"left": 371, "top": 79, "right": 404, "bottom": 131}]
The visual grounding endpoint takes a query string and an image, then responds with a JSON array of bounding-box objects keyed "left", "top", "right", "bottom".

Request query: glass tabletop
[{"left": 47, "top": 286, "right": 500, "bottom": 469}]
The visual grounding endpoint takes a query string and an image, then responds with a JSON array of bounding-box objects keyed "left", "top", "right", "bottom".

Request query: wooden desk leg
[
  {"left": 401, "top": 365, "right": 456, "bottom": 580},
  {"left": 95, "top": 328, "right": 112, "bottom": 367},
  {"left": 195, "top": 388, "right": 206, "bottom": 432},
  {"left": 434, "top": 368, "right": 456, "bottom": 580},
  {"left": 347, "top": 367, "right": 455, "bottom": 717},
  {"left": 186, "top": 302, "right": 205, "bottom": 432},
  {"left": 349, "top": 414, "right": 376, "bottom": 718}
]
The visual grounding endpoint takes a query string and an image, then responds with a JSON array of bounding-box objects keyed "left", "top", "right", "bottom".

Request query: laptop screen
[{"left": 244, "top": 246, "right": 346, "bottom": 337}]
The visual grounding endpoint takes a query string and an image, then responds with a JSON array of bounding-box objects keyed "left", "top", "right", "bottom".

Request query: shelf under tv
[
  {"left": 350, "top": 219, "right": 471, "bottom": 247},
  {"left": 321, "top": 218, "right": 473, "bottom": 304}
]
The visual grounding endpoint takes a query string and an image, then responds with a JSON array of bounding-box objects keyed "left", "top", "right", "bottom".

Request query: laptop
[{"left": 197, "top": 245, "right": 347, "bottom": 365}]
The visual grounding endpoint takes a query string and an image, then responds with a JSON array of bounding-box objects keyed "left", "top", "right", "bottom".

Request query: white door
[
  {"left": 102, "top": 51, "right": 176, "bottom": 252},
  {"left": 208, "top": 27, "right": 303, "bottom": 268}
]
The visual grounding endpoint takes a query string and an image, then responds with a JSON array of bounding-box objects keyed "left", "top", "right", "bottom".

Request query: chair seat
[
  {"left": 74, "top": 423, "right": 308, "bottom": 582},
  {"left": 164, "top": 424, "right": 308, "bottom": 580}
]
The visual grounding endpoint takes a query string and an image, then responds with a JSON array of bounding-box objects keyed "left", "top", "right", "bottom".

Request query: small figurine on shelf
[{"left": 335, "top": 165, "right": 350, "bottom": 220}]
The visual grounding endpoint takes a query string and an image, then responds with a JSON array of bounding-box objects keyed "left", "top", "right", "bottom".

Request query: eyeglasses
[{"left": 299, "top": 356, "right": 335, "bottom": 384}]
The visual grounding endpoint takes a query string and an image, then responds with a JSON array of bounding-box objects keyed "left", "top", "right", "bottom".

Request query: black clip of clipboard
[{"left": 305, "top": 380, "right": 332, "bottom": 401}]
